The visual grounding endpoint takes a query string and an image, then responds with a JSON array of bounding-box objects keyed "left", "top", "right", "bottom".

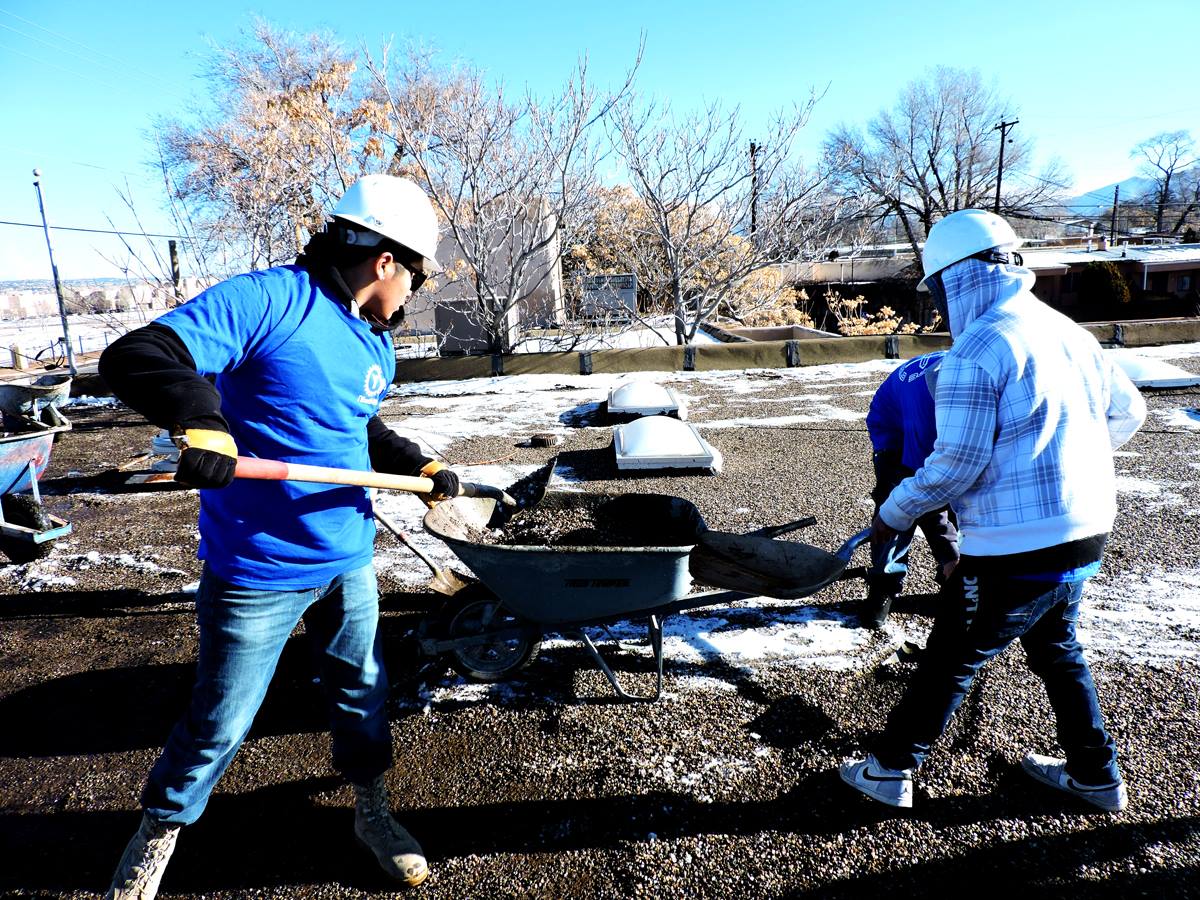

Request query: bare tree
[
  {"left": 157, "top": 21, "right": 382, "bottom": 272},
  {"left": 1168, "top": 165, "right": 1200, "bottom": 235},
  {"left": 363, "top": 45, "right": 639, "bottom": 354},
  {"left": 609, "top": 92, "right": 841, "bottom": 346},
  {"left": 825, "top": 67, "right": 1066, "bottom": 257},
  {"left": 1132, "top": 130, "right": 1197, "bottom": 233}
]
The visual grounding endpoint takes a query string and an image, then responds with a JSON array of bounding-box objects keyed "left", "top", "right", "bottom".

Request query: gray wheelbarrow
[{"left": 415, "top": 492, "right": 871, "bottom": 701}]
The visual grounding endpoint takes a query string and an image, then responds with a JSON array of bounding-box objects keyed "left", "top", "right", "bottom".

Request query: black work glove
[
  {"left": 174, "top": 428, "right": 238, "bottom": 489},
  {"left": 418, "top": 461, "right": 460, "bottom": 507}
]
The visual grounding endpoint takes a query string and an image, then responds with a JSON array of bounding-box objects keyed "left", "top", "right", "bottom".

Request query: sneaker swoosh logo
[
  {"left": 862, "top": 770, "right": 908, "bottom": 783},
  {"left": 1065, "top": 777, "right": 1119, "bottom": 793}
]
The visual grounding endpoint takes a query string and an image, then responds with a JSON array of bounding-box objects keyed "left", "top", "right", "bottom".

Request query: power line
[
  {"left": 0, "top": 10, "right": 188, "bottom": 102},
  {"left": 0, "top": 142, "right": 145, "bottom": 179},
  {"left": 0, "top": 39, "right": 139, "bottom": 103},
  {"left": 0, "top": 219, "right": 190, "bottom": 240}
]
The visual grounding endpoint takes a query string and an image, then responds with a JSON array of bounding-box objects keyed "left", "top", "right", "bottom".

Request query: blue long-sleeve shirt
[{"left": 866, "top": 352, "right": 946, "bottom": 472}]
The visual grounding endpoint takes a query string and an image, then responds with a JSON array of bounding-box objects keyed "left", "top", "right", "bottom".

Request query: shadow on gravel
[
  {"left": 38, "top": 469, "right": 191, "bottom": 495},
  {"left": 3, "top": 775, "right": 1197, "bottom": 894},
  {"left": 0, "top": 627, "right": 388, "bottom": 756},
  {"left": 0, "top": 588, "right": 191, "bottom": 619},
  {"left": 0, "top": 776, "right": 412, "bottom": 893},
  {"left": 782, "top": 813, "right": 1200, "bottom": 898}
]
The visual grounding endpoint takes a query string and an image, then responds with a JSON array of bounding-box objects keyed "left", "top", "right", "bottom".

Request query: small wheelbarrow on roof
[
  {"left": 415, "top": 492, "right": 871, "bottom": 701},
  {"left": 0, "top": 377, "right": 73, "bottom": 563}
]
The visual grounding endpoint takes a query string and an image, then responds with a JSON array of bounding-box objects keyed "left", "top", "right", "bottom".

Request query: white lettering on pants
[{"left": 963, "top": 576, "right": 979, "bottom": 601}]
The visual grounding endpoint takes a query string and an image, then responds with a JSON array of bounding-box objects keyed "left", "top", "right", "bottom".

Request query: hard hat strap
[{"left": 968, "top": 248, "right": 1023, "bottom": 267}]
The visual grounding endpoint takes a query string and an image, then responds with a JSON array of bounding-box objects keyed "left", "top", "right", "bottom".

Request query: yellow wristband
[{"left": 177, "top": 428, "right": 238, "bottom": 458}]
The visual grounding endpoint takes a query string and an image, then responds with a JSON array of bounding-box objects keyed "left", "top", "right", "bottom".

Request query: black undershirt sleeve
[
  {"left": 366, "top": 415, "right": 431, "bottom": 476},
  {"left": 98, "top": 322, "right": 228, "bottom": 433}
]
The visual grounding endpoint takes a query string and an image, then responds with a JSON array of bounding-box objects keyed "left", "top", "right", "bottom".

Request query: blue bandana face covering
[{"left": 926, "top": 271, "right": 949, "bottom": 327}]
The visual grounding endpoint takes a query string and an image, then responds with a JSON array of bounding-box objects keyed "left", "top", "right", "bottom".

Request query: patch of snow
[
  {"left": 1109, "top": 341, "right": 1200, "bottom": 362},
  {"left": 540, "top": 602, "right": 881, "bottom": 672},
  {"left": 512, "top": 319, "right": 721, "bottom": 352},
  {"left": 1155, "top": 408, "right": 1200, "bottom": 431},
  {"left": 1082, "top": 569, "right": 1200, "bottom": 665},
  {"left": 49, "top": 552, "right": 187, "bottom": 577},
  {"left": 62, "top": 395, "right": 122, "bottom": 409},
  {"left": 1114, "top": 475, "right": 1187, "bottom": 509},
  {"left": 20, "top": 573, "right": 77, "bottom": 590},
  {"left": 699, "top": 406, "right": 865, "bottom": 428}
]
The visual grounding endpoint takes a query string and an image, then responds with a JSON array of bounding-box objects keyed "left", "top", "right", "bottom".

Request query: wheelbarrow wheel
[
  {"left": 444, "top": 584, "right": 540, "bottom": 682},
  {"left": 0, "top": 494, "right": 52, "bottom": 563}
]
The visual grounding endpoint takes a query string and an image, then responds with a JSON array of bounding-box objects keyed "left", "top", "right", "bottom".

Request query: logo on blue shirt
[{"left": 358, "top": 364, "right": 387, "bottom": 406}]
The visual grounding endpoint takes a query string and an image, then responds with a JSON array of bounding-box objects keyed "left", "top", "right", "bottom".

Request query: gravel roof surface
[{"left": 2, "top": 348, "right": 1198, "bottom": 898}]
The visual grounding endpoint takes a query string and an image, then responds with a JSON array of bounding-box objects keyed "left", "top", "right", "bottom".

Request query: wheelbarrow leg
[{"left": 573, "top": 615, "right": 665, "bottom": 703}]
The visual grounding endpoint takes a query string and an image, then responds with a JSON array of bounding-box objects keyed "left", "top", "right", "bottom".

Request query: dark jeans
[
  {"left": 142, "top": 563, "right": 393, "bottom": 824},
  {"left": 870, "top": 452, "right": 959, "bottom": 596},
  {"left": 874, "top": 560, "right": 1120, "bottom": 785}
]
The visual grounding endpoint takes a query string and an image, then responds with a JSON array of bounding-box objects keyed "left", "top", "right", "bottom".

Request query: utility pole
[
  {"left": 1110, "top": 185, "right": 1120, "bottom": 243},
  {"left": 993, "top": 118, "right": 1019, "bottom": 214},
  {"left": 31, "top": 169, "right": 78, "bottom": 376},
  {"left": 749, "top": 140, "right": 759, "bottom": 247},
  {"left": 169, "top": 239, "right": 182, "bottom": 300}
]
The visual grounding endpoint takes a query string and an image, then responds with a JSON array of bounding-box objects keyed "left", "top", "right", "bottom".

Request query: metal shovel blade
[{"left": 374, "top": 510, "right": 472, "bottom": 596}]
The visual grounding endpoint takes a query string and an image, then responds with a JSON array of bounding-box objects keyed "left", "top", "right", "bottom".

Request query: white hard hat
[
  {"left": 917, "top": 209, "right": 1021, "bottom": 291},
  {"left": 332, "top": 175, "right": 442, "bottom": 273}
]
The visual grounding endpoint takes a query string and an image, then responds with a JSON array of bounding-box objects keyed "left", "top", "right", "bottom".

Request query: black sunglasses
[{"left": 393, "top": 257, "right": 427, "bottom": 292}]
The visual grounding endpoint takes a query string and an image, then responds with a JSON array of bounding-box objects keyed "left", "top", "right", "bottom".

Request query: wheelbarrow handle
[
  {"left": 748, "top": 516, "right": 818, "bottom": 540},
  {"left": 835, "top": 527, "right": 874, "bottom": 563},
  {"left": 233, "top": 457, "right": 516, "bottom": 506}
]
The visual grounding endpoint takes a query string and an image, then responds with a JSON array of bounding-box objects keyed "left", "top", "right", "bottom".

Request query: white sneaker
[
  {"left": 106, "top": 813, "right": 180, "bottom": 900},
  {"left": 1021, "top": 752, "right": 1128, "bottom": 812},
  {"left": 353, "top": 775, "right": 430, "bottom": 887},
  {"left": 839, "top": 754, "right": 914, "bottom": 808}
]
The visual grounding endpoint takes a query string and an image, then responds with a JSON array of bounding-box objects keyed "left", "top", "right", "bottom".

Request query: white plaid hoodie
[{"left": 880, "top": 258, "right": 1146, "bottom": 556}]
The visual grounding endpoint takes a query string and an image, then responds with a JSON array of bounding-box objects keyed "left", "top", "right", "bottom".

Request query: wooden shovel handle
[{"left": 234, "top": 456, "right": 435, "bottom": 494}]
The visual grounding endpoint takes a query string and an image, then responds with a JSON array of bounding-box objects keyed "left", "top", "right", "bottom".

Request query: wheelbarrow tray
[
  {"left": 0, "top": 424, "right": 68, "bottom": 494},
  {"left": 0, "top": 374, "right": 72, "bottom": 418},
  {"left": 421, "top": 491, "right": 872, "bottom": 702},
  {"left": 423, "top": 492, "right": 705, "bottom": 626}
]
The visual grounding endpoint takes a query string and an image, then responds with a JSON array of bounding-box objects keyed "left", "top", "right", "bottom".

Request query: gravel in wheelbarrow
[{"left": 466, "top": 495, "right": 697, "bottom": 548}]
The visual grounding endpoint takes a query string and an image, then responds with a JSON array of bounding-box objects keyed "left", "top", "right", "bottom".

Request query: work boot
[
  {"left": 106, "top": 813, "right": 180, "bottom": 900},
  {"left": 860, "top": 586, "right": 896, "bottom": 630},
  {"left": 1021, "top": 752, "right": 1128, "bottom": 813},
  {"left": 353, "top": 775, "right": 429, "bottom": 887}
]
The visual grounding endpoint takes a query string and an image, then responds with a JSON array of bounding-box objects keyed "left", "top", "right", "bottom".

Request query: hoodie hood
[{"left": 942, "top": 256, "right": 1037, "bottom": 336}]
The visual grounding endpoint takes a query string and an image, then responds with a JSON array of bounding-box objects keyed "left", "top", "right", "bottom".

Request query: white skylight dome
[
  {"left": 1109, "top": 352, "right": 1200, "bottom": 389},
  {"left": 607, "top": 380, "right": 687, "bottom": 419},
  {"left": 612, "top": 415, "right": 722, "bottom": 472}
]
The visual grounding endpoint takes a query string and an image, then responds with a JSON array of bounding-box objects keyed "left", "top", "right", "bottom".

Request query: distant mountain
[
  {"left": 1064, "top": 176, "right": 1156, "bottom": 219},
  {"left": 0, "top": 277, "right": 130, "bottom": 293}
]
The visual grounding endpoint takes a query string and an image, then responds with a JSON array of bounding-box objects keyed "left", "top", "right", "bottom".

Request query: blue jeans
[
  {"left": 142, "top": 563, "right": 392, "bottom": 825},
  {"left": 874, "top": 562, "right": 1120, "bottom": 785}
]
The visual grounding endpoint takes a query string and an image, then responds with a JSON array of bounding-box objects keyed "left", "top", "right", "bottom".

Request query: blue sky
[{"left": 1, "top": 0, "right": 1197, "bottom": 280}]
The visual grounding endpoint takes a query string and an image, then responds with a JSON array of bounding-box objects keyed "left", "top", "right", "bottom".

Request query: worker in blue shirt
[
  {"left": 98, "top": 176, "right": 454, "bottom": 897},
  {"left": 862, "top": 350, "right": 959, "bottom": 629}
]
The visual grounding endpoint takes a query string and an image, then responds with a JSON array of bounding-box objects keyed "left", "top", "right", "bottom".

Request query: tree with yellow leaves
[{"left": 156, "top": 21, "right": 386, "bottom": 272}]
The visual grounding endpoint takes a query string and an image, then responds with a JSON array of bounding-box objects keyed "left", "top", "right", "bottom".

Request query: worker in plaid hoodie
[{"left": 839, "top": 209, "right": 1146, "bottom": 813}]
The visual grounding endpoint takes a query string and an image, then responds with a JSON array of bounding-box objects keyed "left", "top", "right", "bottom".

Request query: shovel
[
  {"left": 373, "top": 509, "right": 472, "bottom": 596},
  {"left": 231, "top": 456, "right": 517, "bottom": 506}
]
